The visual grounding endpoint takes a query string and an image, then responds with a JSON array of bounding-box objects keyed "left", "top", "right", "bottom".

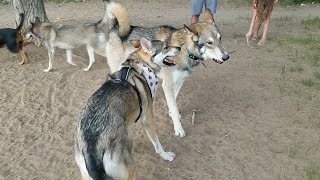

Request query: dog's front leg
[
  {"left": 162, "top": 78, "right": 186, "bottom": 137},
  {"left": 44, "top": 47, "right": 55, "bottom": 72},
  {"left": 142, "top": 111, "right": 176, "bottom": 161}
]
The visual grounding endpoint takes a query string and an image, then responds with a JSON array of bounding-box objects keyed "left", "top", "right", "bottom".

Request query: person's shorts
[{"left": 192, "top": 0, "right": 217, "bottom": 15}]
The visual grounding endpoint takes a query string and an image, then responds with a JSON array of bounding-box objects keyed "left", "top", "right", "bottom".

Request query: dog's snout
[{"left": 222, "top": 54, "right": 229, "bottom": 61}]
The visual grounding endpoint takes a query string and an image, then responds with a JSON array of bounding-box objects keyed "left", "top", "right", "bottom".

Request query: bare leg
[
  {"left": 245, "top": 9, "right": 257, "bottom": 39},
  {"left": 258, "top": 16, "right": 271, "bottom": 45},
  {"left": 191, "top": 14, "right": 200, "bottom": 24}
]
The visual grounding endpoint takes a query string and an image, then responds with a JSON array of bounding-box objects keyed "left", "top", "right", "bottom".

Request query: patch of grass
[
  {"left": 290, "top": 65, "right": 304, "bottom": 72},
  {"left": 301, "top": 79, "right": 315, "bottom": 87},
  {"left": 288, "top": 146, "right": 298, "bottom": 158},
  {"left": 276, "top": 35, "right": 320, "bottom": 67},
  {"left": 302, "top": 16, "right": 320, "bottom": 28},
  {"left": 305, "top": 164, "right": 320, "bottom": 180},
  {"left": 314, "top": 69, "right": 320, "bottom": 80}
]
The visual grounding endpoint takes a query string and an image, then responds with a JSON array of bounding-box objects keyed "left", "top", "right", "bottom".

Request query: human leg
[{"left": 191, "top": 0, "right": 205, "bottom": 24}]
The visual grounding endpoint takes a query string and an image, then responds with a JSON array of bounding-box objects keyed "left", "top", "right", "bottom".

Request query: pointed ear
[
  {"left": 129, "top": 40, "right": 141, "bottom": 48},
  {"left": 184, "top": 24, "right": 199, "bottom": 42},
  {"left": 204, "top": 8, "right": 214, "bottom": 23},
  {"left": 140, "top": 37, "right": 154, "bottom": 54}
]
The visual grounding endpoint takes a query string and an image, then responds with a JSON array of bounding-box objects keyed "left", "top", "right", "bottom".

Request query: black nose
[{"left": 222, "top": 54, "right": 229, "bottom": 61}]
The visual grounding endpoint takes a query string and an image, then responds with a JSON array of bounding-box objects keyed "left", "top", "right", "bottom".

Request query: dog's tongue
[{"left": 163, "top": 58, "right": 176, "bottom": 66}]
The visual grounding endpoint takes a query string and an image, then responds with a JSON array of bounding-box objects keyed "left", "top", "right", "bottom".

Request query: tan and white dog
[{"left": 103, "top": 0, "right": 230, "bottom": 137}]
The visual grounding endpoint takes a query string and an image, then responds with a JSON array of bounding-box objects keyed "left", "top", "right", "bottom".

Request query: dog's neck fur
[{"left": 168, "top": 30, "right": 202, "bottom": 74}]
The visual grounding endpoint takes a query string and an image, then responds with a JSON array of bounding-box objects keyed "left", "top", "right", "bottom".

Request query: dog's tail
[
  {"left": 99, "top": 0, "right": 130, "bottom": 37},
  {"left": 16, "top": 13, "right": 25, "bottom": 31},
  {"left": 83, "top": 144, "right": 112, "bottom": 180}
]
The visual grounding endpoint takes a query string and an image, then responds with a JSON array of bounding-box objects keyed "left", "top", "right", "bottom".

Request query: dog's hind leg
[
  {"left": 66, "top": 49, "right": 77, "bottom": 66},
  {"left": 44, "top": 47, "right": 55, "bottom": 72},
  {"left": 83, "top": 45, "right": 95, "bottom": 71},
  {"left": 19, "top": 48, "right": 29, "bottom": 65},
  {"left": 75, "top": 153, "right": 91, "bottom": 180},
  {"left": 141, "top": 111, "right": 176, "bottom": 161}
]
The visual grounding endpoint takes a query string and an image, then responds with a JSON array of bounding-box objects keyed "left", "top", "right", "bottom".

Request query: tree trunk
[
  {"left": 12, "top": 0, "right": 49, "bottom": 44},
  {"left": 12, "top": 0, "right": 49, "bottom": 34}
]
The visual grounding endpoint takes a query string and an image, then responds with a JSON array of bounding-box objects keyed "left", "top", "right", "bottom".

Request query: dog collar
[
  {"left": 186, "top": 48, "right": 201, "bottom": 61},
  {"left": 134, "top": 61, "right": 159, "bottom": 99}
]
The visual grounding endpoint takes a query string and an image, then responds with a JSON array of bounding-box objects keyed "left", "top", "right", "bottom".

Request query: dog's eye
[{"left": 206, "top": 41, "right": 213, "bottom": 45}]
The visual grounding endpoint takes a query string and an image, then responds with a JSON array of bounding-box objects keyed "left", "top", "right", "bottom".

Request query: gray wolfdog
[
  {"left": 26, "top": 0, "right": 127, "bottom": 72},
  {"left": 75, "top": 37, "right": 180, "bottom": 180},
  {"left": 104, "top": 0, "right": 230, "bottom": 137}
]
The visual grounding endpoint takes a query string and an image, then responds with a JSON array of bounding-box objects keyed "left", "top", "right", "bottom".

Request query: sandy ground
[{"left": 0, "top": 1, "right": 320, "bottom": 179}]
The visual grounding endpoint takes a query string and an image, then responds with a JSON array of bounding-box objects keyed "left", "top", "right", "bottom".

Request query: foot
[
  {"left": 159, "top": 151, "right": 176, "bottom": 161},
  {"left": 257, "top": 41, "right": 266, "bottom": 46}
]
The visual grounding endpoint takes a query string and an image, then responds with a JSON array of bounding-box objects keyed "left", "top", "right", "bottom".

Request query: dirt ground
[{"left": 0, "top": 1, "right": 320, "bottom": 180}]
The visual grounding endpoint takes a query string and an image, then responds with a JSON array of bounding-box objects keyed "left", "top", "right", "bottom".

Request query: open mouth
[
  {"left": 163, "top": 57, "right": 176, "bottom": 66},
  {"left": 213, "top": 58, "right": 223, "bottom": 64}
]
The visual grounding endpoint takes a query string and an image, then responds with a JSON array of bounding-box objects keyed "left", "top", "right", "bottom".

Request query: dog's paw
[
  {"left": 160, "top": 151, "right": 176, "bottom": 161},
  {"left": 83, "top": 67, "right": 90, "bottom": 71},
  {"left": 68, "top": 62, "right": 77, "bottom": 66},
  {"left": 174, "top": 125, "right": 186, "bottom": 137},
  {"left": 43, "top": 68, "right": 51, "bottom": 72}
]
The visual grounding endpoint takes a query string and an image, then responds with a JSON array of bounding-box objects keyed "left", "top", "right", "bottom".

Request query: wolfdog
[
  {"left": 103, "top": 0, "right": 230, "bottom": 137},
  {"left": 26, "top": 0, "right": 129, "bottom": 72},
  {"left": 75, "top": 37, "right": 180, "bottom": 180}
]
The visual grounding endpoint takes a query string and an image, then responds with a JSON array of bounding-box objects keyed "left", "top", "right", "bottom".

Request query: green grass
[
  {"left": 302, "top": 79, "right": 315, "bottom": 87},
  {"left": 305, "top": 164, "right": 320, "bottom": 180},
  {"left": 226, "top": 0, "right": 320, "bottom": 6},
  {"left": 290, "top": 65, "right": 304, "bottom": 72}
]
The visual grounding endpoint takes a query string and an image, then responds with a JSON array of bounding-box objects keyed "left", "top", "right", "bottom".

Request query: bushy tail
[
  {"left": 16, "top": 13, "right": 25, "bottom": 31},
  {"left": 99, "top": 0, "right": 130, "bottom": 37}
]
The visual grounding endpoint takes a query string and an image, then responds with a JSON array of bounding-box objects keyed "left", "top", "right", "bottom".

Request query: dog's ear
[
  {"left": 184, "top": 24, "right": 199, "bottom": 42},
  {"left": 140, "top": 37, "right": 155, "bottom": 55},
  {"left": 129, "top": 40, "right": 141, "bottom": 48},
  {"left": 204, "top": 8, "right": 215, "bottom": 23}
]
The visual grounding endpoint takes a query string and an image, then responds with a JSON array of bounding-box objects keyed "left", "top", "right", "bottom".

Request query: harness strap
[{"left": 119, "top": 67, "right": 142, "bottom": 123}]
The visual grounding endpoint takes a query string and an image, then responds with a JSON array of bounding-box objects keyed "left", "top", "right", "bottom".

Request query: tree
[{"left": 11, "top": 0, "right": 49, "bottom": 35}]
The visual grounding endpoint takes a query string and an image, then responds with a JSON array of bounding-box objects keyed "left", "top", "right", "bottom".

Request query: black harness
[{"left": 119, "top": 67, "right": 143, "bottom": 123}]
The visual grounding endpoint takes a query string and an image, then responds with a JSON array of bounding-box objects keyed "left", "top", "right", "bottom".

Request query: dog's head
[
  {"left": 185, "top": 9, "right": 229, "bottom": 64},
  {"left": 128, "top": 37, "right": 180, "bottom": 72},
  {"left": 26, "top": 17, "right": 42, "bottom": 39}
]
